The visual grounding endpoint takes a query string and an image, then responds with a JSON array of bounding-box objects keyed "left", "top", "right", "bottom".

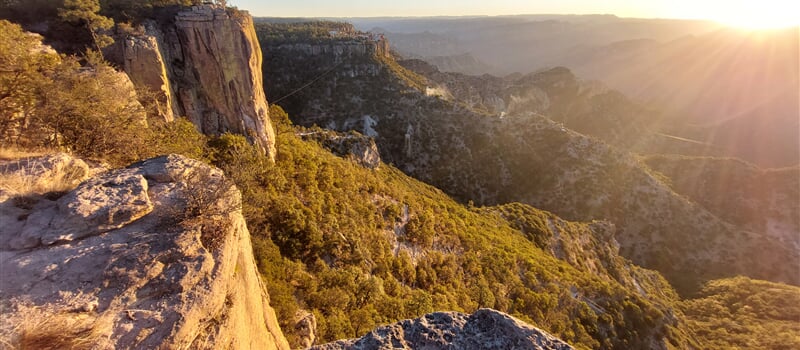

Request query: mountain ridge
[
  {"left": 1, "top": 5, "right": 798, "bottom": 349},
  {"left": 259, "top": 22, "right": 799, "bottom": 295}
]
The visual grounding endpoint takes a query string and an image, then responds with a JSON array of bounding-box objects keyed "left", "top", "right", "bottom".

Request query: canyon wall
[{"left": 116, "top": 5, "right": 276, "bottom": 160}]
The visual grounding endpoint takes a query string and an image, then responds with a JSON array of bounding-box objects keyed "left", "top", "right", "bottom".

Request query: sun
[{"left": 711, "top": 0, "right": 800, "bottom": 30}]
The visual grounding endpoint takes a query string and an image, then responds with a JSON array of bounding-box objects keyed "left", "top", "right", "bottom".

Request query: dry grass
[
  {"left": 17, "top": 318, "right": 96, "bottom": 350},
  {"left": 0, "top": 169, "right": 83, "bottom": 197},
  {"left": 0, "top": 147, "right": 55, "bottom": 162},
  {"left": 0, "top": 154, "right": 88, "bottom": 198},
  {"left": 0, "top": 302, "right": 109, "bottom": 350}
]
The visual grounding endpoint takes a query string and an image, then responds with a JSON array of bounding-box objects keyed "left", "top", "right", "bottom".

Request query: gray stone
[
  {"left": 312, "top": 309, "right": 574, "bottom": 350},
  {"left": 300, "top": 130, "right": 381, "bottom": 169},
  {"left": 46, "top": 171, "right": 153, "bottom": 245}
]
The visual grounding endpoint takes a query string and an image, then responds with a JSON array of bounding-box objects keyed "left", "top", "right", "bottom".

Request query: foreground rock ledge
[
  {"left": 0, "top": 154, "right": 289, "bottom": 349},
  {"left": 312, "top": 308, "right": 574, "bottom": 350}
]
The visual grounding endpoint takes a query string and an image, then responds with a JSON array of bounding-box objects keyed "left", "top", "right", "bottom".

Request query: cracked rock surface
[{"left": 0, "top": 154, "right": 289, "bottom": 349}]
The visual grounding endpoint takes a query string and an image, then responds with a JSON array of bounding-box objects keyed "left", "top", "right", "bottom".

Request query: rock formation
[
  {"left": 122, "top": 34, "right": 174, "bottom": 122},
  {"left": 0, "top": 154, "right": 289, "bottom": 349},
  {"left": 300, "top": 129, "right": 381, "bottom": 169},
  {"left": 312, "top": 309, "right": 574, "bottom": 350},
  {"left": 294, "top": 309, "right": 318, "bottom": 349},
  {"left": 115, "top": 5, "right": 276, "bottom": 159}
]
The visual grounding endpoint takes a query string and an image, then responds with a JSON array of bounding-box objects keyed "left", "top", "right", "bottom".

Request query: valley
[
  {"left": 0, "top": 2, "right": 797, "bottom": 349},
  {"left": 258, "top": 21, "right": 799, "bottom": 296}
]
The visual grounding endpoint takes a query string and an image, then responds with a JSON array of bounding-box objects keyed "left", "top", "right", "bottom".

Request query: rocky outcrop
[
  {"left": 300, "top": 129, "right": 381, "bottom": 169},
  {"left": 0, "top": 154, "right": 289, "bottom": 349},
  {"left": 294, "top": 310, "right": 318, "bottom": 349},
  {"left": 122, "top": 35, "right": 174, "bottom": 122},
  {"left": 115, "top": 5, "right": 276, "bottom": 159},
  {"left": 312, "top": 309, "right": 574, "bottom": 350}
]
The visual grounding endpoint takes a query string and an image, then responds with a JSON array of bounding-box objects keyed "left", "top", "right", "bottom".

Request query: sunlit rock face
[
  {"left": 122, "top": 34, "right": 174, "bottom": 123},
  {"left": 114, "top": 5, "right": 276, "bottom": 160},
  {"left": 299, "top": 129, "right": 382, "bottom": 169},
  {"left": 0, "top": 154, "right": 289, "bottom": 349}
]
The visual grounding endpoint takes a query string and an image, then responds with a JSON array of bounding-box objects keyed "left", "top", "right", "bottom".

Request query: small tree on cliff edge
[{"left": 59, "top": 0, "right": 114, "bottom": 54}]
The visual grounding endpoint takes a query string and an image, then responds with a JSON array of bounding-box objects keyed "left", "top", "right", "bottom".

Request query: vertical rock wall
[
  {"left": 118, "top": 5, "right": 276, "bottom": 160},
  {"left": 123, "top": 35, "right": 175, "bottom": 122}
]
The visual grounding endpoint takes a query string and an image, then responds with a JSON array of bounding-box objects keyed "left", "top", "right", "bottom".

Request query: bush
[
  {"left": 148, "top": 118, "right": 208, "bottom": 161},
  {"left": 179, "top": 165, "right": 239, "bottom": 250},
  {"left": 0, "top": 21, "right": 154, "bottom": 165}
]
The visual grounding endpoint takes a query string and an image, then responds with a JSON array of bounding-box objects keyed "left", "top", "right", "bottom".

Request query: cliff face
[
  {"left": 117, "top": 5, "right": 275, "bottom": 160},
  {"left": 0, "top": 154, "right": 289, "bottom": 349},
  {"left": 122, "top": 34, "right": 174, "bottom": 122},
  {"left": 263, "top": 39, "right": 389, "bottom": 116}
]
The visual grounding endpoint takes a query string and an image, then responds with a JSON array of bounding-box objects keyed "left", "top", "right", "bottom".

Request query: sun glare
[{"left": 711, "top": 1, "right": 800, "bottom": 30}]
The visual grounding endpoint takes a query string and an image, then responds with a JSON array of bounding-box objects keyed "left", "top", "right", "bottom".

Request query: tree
[
  {"left": 59, "top": 0, "right": 114, "bottom": 53},
  {"left": 0, "top": 20, "right": 150, "bottom": 163},
  {"left": 99, "top": 0, "right": 204, "bottom": 22},
  {"left": 33, "top": 61, "right": 149, "bottom": 163},
  {"left": 0, "top": 0, "right": 62, "bottom": 24},
  {"left": 0, "top": 20, "right": 60, "bottom": 144}
]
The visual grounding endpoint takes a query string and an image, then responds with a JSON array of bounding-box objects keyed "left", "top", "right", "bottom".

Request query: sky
[{"left": 229, "top": 0, "right": 799, "bottom": 29}]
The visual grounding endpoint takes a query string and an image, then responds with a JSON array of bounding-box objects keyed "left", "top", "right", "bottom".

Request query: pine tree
[{"left": 59, "top": 0, "right": 114, "bottom": 53}]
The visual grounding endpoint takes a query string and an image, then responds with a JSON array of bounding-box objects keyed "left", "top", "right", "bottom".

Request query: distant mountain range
[
  {"left": 258, "top": 22, "right": 799, "bottom": 297},
  {"left": 343, "top": 15, "right": 798, "bottom": 167}
]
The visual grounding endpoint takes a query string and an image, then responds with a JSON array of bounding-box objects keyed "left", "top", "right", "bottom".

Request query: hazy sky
[
  {"left": 230, "top": 0, "right": 798, "bottom": 28},
  {"left": 234, "top": 0, "right": 800, "bottom": 19}
]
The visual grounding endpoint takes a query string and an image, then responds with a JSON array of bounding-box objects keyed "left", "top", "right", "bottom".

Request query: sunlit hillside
[
  {"left": 0, "top": 1, "right": 797, "bottom": 349},
  {"left": 357, "top": 17, "right": 799, "bottom": 167}
]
